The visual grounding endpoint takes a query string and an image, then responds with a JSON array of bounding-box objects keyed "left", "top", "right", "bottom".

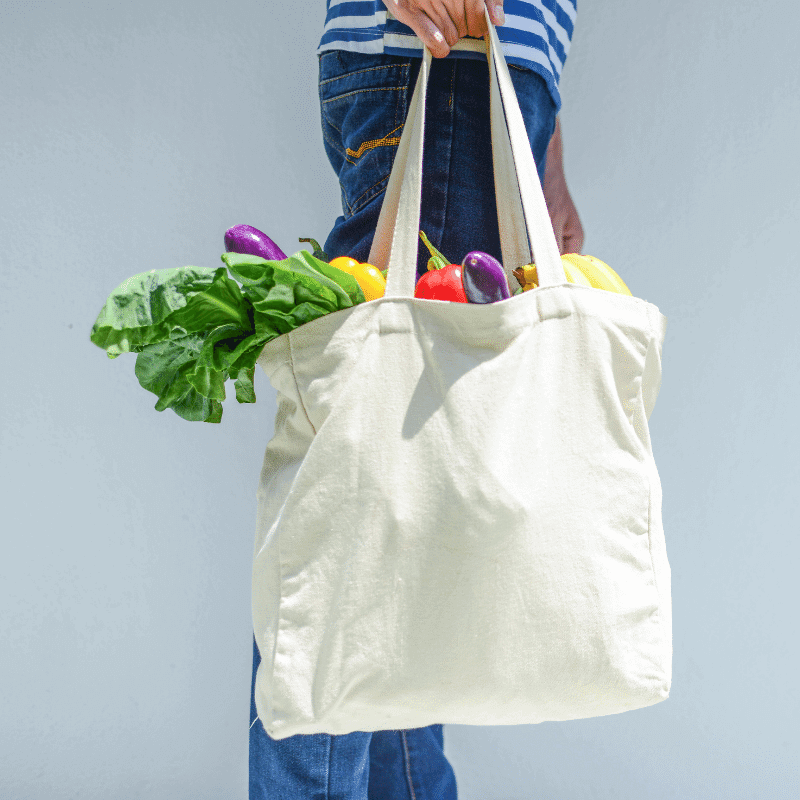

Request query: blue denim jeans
[
  {"left": 318, "top": 49, "right": 556, "bottom": 281},
  {"left": 249, "top": 50, "right": 556, "bottom": 800},
  {"left": 250, "top": 637, "right": 457, "bottom": 800}
]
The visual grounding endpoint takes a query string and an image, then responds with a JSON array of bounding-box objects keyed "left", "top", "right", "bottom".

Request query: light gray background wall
[{"left": 1, "top": 1, "right": 797, "bottom": 797}]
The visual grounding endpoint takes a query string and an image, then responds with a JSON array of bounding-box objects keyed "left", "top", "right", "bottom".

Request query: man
[
  {"left": 250, "top": 2, "right": 582, "bottom": 797},
  {"left": 316, "top": 0, "right": 583, "bottom": 269}
]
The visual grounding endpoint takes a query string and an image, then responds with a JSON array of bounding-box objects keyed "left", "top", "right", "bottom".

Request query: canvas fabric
[{"left": 252, "top": 12, "right": 672, "bottom": 741}]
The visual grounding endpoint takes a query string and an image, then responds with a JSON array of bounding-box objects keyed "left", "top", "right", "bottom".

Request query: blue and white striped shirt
[{"left": 317, "top": 0, "right": 577, "bottom": 111}]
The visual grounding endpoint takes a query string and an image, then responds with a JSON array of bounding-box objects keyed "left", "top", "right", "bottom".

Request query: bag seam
[
  {"left": 287, "top": 333, "right": 317, "bottom": 435},
  {"left": 269, "top": 519, "right": 287, "bottom": 735},
  {"left": 265, "top": 344, "right": 315, "bottom": 736},
  {"left": 258, "top": 358, "right": 290, "bottom": 735},
  {"left": 642, "top": 303, "right": 668, "bottom": 687}
]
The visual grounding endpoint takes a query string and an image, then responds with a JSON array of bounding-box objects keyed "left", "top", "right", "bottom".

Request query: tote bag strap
[{"left": 368, "top": 6, "right": 567, "bottom": 298}]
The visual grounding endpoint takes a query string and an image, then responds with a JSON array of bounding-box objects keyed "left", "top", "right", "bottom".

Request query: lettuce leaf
[
  {"left": 221, "top": 250, "right": 365, "bottom": 309},
  {"left": 90, "top": 266, "right": 250, "bottom": 359},
  {"left": 91, "top": 250, "right": 365, "bottom": 423}
]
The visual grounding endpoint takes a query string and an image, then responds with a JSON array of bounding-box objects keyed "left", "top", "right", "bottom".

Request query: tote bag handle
[{"left": 367, "top": 6, "right": 568, "bottom": 299}]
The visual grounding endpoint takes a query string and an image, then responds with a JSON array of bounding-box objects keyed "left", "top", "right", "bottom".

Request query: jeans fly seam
[
  {"left": 396, "top": 63, "right": 405, "bottom": 128},
  {"left": 449, "top": 63, "right": 454, "bottom": 108}
]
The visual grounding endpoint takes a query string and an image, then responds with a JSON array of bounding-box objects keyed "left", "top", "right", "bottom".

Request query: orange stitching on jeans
[
  {"left": 400, "top": 730, "right": 418, "bottom": 800},
  {"left": 449, "top": 62, "right": 455, "bottom": 108},
  {"left": 345, "top": 123, "right": 405, "bottom": 159},
  {"left": 346, "top": 136, "right": 402, "bottom": 158}
]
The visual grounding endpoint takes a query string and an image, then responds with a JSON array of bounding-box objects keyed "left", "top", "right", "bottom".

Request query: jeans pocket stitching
[
  {"left": 348, "top": 172, "right": 391, "bottom": 216},
  {"left": 345, "top": 122, "right": 404, "bottom": 160},
  {"left": 320, "top": 85, "right": 404, "bottom": 106},
  {"left": 320, "top": 122, "right": 346, "bottom": 162},
  {"left": 320, "top": 88, "right": 404, "bottom": 142},
  {"left": 318, "top": 66, "right": 410, "bottom": 218},
  {"left": 319, "top": 61, "right": 409, "bottom": 89},
  {"left": 320, "top": 100, "right": 344, "bottom": 137}
]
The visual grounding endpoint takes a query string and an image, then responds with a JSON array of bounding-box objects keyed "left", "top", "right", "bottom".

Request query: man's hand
[
  {"left": 543, "top": 116, "right": 584, "bottom": 254},
  {"left": 382, "top": 0, "right": 505, "bottom": 59}
]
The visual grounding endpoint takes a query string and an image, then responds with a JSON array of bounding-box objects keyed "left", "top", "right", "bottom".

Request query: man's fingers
[
  {"left": 465, "top": 0, "right": 504, "bottom": 37},
  {"left": 383, "top": 0, "right": 450, "bottom": 57},
  {"left": 464, "top": 0, "right": 490, "bottom": 38},
  {"left": 441, "top": 0, "right": 468, "bottom": 38},
  {"left": 416, "top": 16, "right": 452, "bottom": 57},
  {"left": 422, "top": 0, "right": 461, "bottom": 48},
  {"left": 429, "top": 0, "right": 499, "bottom": 45},
  {"left": 383, "top": 0, "right": 505, "bottom": 58}
]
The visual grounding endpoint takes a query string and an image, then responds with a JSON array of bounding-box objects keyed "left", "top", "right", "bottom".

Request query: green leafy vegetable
[
  {"left": 89, "top": 266, "right": 249, "bottom": 359},
  {"left": 90, "top": 250, "right": 365, "bottom": 423}
]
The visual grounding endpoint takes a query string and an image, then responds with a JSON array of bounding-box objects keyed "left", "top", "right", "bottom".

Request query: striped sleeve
[{"left": 317, "top": 0, "right": 577, "bottom": 109}]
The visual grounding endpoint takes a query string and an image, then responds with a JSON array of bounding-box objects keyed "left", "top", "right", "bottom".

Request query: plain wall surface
[{"left": 1, "top": 1, "right": 798, "bottom": 797}]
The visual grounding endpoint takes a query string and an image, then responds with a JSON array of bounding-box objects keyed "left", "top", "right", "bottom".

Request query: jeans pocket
[{"left": 319, "top": 51, "right": 412, "bottom": 217}]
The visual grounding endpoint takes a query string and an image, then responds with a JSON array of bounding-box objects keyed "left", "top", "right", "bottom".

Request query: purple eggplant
[
  {"left": 461, "top": 251, "right": 511, "bottom": 303},
  {"left": 224, "top": 224, "right": 287, "bottom": 261}
]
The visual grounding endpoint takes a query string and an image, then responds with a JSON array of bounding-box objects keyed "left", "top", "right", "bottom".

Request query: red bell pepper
[{"left": 413, "top": 231, "right": 468, "bottom": 303}]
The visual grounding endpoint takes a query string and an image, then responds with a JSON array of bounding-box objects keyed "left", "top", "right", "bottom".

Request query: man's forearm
[
  {"left": 542, "top": 115, "right": 585, "bottom": 254},
  {"left": 546, "top": 115, "right": 563, "bottom": 170}
]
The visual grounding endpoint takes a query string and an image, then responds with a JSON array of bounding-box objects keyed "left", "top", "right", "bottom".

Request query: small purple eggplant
[
  {"left": 224, "top": 224, "right": 287, "bottom": 261},
  {"left": 461, "top": 251, "right": 511, "bottom": 303}
]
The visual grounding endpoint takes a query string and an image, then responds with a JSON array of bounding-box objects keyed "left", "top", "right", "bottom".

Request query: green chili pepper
[
  {"left": 419, "top": 230, "right": 451, "bottom": 271},
  {"left": 299, "top": 237, "right": 331, "bottom": 263},
  {"left": 375, "top": 231, "right": 452, "bottom": 282}
]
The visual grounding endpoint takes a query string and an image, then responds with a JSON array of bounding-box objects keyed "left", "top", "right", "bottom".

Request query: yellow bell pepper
[
  {"left": 568, "top": 254, "right": 632, "bottom": 295},
  {"left": 513, "top": 254, "right": 631, "bottom": 296},
  {"left": 329, "top": 256, "right": 387, "bottom": 302}
]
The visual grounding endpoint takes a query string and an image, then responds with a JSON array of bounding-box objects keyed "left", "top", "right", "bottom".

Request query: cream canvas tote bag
[{"left": 251, "top": 12, "right": 671, "bottom": 741}]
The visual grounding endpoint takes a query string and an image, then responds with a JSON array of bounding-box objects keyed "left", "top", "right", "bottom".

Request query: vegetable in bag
[
  {"left": 513, "top": 254, "right": 632, "bottom": 295},
  {"left": 89, "top": 229, "right": 365, "bottom": 423},
  {"left": 461, "top": 250, "right": 511, "bottom": 303},
  {"left": 413, "top": 231, "right": 467, "bottom": 302},
  {"left": 225, "top": 224, "right": 287, "bottom": 261}
]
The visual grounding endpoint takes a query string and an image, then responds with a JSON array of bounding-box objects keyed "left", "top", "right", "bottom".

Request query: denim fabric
[
  {"left": 318, "top": 49, "right": 557, "bottom": 282},
  {"left": 248, "top": 50, "right": 556, "bottom": 799},
  {"left": 249, "top": 637, "right": 458, "bottom": 800}
]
